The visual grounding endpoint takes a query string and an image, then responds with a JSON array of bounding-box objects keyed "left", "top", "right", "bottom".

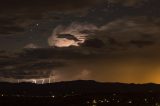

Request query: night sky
[{"left": 0, "top": 0, "right": 160, "bottom": 83}]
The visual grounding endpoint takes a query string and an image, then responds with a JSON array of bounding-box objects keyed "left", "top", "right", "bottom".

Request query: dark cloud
[
  {"left": 0, "top": 47, "right": 103, "bottom": 79},
  {"left": 0, "top": 0, "right": 160, "bottom": 83},
  {"left": 0, "top": 0, "right": 160, "bottom": 36},
  {"left": 88, "top": 16, "right": 160, "bottom": 51},
  {"left": 0, "top": 17, "right": 25, "bottom": 34},
  {"left": 0, "top": 0, "right": 105, "bottom": 35},
  {"left": 0, "top": 0, "right": 103, "bottom": 10},
  {"left": 108, "top": 0, "right": 153, "bottom": 7},
  {"left": 129, "top": 40, "right": 155, "bottom": 48},
  {"left": 0, "top": 26, "right": 25, "bottom": 34},
  {"left": 0, "top": 49, "right": 65, "bottom": 79},
  {"left": 57, "top": 34, "right": 80, "bottom": 41},
  {"left": 81, "top": 38, "right": 105, "bottom": 48},
  {"left": 107, "top": 37, "right": 119, "bottom": 46},
  {"left": 1, "top": 46, "right": 160, "bottom": 83}
]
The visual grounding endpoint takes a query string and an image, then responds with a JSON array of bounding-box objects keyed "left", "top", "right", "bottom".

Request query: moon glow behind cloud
[{"left": 48, "top": 22, "right": 98, "bottom": 47}]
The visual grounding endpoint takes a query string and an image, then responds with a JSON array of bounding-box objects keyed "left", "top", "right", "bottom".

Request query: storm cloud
[{"left": 0, "top": 0, "right": 160, "bottom": 83}]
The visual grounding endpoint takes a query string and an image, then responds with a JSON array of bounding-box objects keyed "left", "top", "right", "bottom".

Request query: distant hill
[{"left": 0, "top": 80, "right": 160, "bottom": 96}]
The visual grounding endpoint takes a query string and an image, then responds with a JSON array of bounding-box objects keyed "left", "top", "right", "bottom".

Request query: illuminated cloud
[
  {"left": 74, "top": 69, "right": 91, "bottom": 80},
  {"left": 48, "top": 22, "right": 98, "bottom": 47},
  {"left": 24, "top": 43, "right": 39, "bottom": 49},
  {"left": 48, "top": 16, "right": 160, "bottom": 49}
]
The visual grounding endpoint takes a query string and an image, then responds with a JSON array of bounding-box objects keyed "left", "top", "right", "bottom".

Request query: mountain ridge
[{"left": 0, "top": 80, "right": 160, "bottom": 96}]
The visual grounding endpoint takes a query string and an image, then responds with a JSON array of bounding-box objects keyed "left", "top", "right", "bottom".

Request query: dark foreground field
[
  {"left": 0, "top": 80, "right": 160, "bottom": 106},
  {"left": 1, "top": 93, "right": 160, "bottom": 106}
]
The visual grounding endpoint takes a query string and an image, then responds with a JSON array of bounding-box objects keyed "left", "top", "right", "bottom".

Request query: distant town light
[
  {"left": 128, "top": 100, "right": 132, "bottom": 104},
  {"left": 155, "top": 103, "right": 160, "bottom": 106},
  {"left": 92, "top": 99, "right": 97, "bottom": 104}
]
